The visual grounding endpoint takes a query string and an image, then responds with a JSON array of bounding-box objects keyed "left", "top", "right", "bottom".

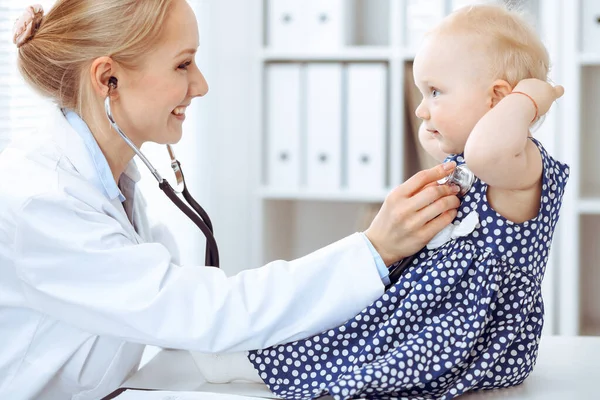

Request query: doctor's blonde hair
[
  {"left": 428, "top": 4, "right": 550, "bottom": 88},
  {"left": 17, "top": 0, "right": 174, "bottom": 115}
]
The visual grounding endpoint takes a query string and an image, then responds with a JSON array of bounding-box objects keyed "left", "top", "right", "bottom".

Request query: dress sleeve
[{"left": 530, "top": 137, "right": 570, "bottom": 227}]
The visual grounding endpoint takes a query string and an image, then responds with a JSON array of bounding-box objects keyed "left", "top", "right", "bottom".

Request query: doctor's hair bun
[
  {"left": 12, "top": 4, "right": 44, "bottom": 48},
  {"left": 16, "top": 0, "right": 174, "bottom": 115}
]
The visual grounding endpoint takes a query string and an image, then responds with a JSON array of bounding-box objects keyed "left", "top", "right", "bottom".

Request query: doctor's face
[{"left": 116, "top": 0, "right": 208, "bottom": 146}]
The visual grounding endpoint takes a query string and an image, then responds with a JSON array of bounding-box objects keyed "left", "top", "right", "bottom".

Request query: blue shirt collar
[{"left": 63, "top": 110, "right": 126, "bottom": 202}]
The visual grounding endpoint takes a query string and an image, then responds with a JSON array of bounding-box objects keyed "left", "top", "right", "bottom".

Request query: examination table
[{"left": 107, "top": 336, "right": 600, "bottom": 399}]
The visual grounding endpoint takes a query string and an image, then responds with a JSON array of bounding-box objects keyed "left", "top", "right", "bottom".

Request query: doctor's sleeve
[
  {"left": 360, "top": 232, "right": 390, "bottom": 286},
  {"left": 14, "top": 193, "right": 385, "bottom": 353}
]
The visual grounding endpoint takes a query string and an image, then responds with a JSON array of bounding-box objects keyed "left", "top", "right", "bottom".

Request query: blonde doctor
[{"left": 0, "top": 1, "right": 461, "bottom": 399}]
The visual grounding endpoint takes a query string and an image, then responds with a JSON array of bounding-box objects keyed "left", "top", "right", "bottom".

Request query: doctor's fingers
[
  {"left": 413, "top": 191, "right": 460, "bottom": 227},
  {"left": 394, "top": 162, "right": 457, "bottom": 199},
  {"left": 408, "top": 183, "right": 460, "bottom": 213},
  {"left": 420, "top": 208, "right": 459, "bottom": 241}
]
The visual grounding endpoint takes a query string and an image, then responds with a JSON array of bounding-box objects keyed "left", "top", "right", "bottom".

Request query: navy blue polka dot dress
[{"left": 248, "top": 138, "right": 569, "bottom": 400}]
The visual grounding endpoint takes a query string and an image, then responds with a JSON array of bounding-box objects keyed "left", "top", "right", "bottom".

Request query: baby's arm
[
  {"left": 418, "top": 121, "right": 449, "bottom": 162},
  {"left": 464, "top": 79, "right": 564, "bottom": 190}
]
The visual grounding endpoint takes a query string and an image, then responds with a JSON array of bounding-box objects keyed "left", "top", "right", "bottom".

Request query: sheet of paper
[{"left": 115, "top": 390, "right": 265, "bottom": 400}]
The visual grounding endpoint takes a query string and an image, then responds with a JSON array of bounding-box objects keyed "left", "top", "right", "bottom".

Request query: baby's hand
[{"left": 512, "top": 78, "right": 564, "bottom": 117}]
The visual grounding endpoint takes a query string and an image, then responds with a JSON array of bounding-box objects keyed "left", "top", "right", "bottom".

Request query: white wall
[
  {"left": 139, "top": 0, "right": 261, "bottom": 274},
  {"left": 201, "top": 0, "right": 262, "bottom": 275}
]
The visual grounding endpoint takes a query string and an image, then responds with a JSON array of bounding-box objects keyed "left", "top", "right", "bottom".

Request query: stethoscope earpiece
[{"left": 108, "top": 76, "right": 118, "bottom": 91}]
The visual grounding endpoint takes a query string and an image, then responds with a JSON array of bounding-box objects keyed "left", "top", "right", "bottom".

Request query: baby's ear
[{"left": 489, "top": 79, "right": 512, "bottom": 108}]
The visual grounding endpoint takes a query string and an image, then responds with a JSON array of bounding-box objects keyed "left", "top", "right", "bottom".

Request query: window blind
[{"left": 0, "top": 0, "right": 54, "bottom": 152}]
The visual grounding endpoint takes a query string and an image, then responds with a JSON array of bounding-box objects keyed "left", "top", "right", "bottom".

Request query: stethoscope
[
  {"left": 104, "top": 77, "right": 219, "bottom": 267},
  {"left": 386, "top": 164, "right": 475, "bottom": 289}
]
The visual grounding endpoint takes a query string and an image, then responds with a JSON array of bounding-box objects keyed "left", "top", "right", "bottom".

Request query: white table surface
[{"left": 116, "top": 335, "right": 600, "bottom": 399}]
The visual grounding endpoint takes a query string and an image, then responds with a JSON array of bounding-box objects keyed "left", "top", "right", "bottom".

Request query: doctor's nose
[
  {"left": 190, "top": 67, "right": 209, "bottom": 98},
  {"left": 415, "top": 100, "right": 429, "bottom": 120}
]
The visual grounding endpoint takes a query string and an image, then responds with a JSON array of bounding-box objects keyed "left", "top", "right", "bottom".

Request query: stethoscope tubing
[
  {"left": 158, "top": 179, "right": 219, "bottom": 266},
  {"left": 104, "top": 97, "right": 163, "bottom": 183},
  {"left": 104, "top": 96, "right": 220, "bottom": 267}
]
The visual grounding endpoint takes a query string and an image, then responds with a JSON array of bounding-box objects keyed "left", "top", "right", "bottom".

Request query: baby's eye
[{"left": 431, "top": 88, "right": 440, "bottom": 97}]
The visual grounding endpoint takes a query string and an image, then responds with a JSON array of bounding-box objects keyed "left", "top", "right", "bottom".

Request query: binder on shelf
[
  {"left": 450, "top": 0, "right": 494, "bottom": 12},
  {"left": 406, "top": 0, "right": 446, "bottom": 49},
  {"left": 345, "top": 63, "right": 387, "bottom": 192},
  {"left": 267, "top": 0, "right": 345, "bottom": 50},
  {"left": 305, "top": 63, "right": 343, "bottom": 190},
  {"left": 267, "top": 0, "right": 306, "bottom": 49},
  {"left": 306, "top": 0, "right": 345, "bottom": 50},
  {"left": 266, "top": 63, "right": 302, "bottom": 190},
  {"left": 582, "top": 0, "right": 600, "bottom": 54}
]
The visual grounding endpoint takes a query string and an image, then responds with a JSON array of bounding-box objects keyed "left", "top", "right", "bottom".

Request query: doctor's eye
[{"left": 178, "top": 61, "right": 192, "bottom": 70}]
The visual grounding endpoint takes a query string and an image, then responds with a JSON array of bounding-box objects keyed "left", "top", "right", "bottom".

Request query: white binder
[
  {"left": 306, "top": 0, "right": 345, "bottom": 50},
  {"left": 451, "top": 0, "right": 497, "bottom": 11},
  {"left": 406, "top": 0, "right": 446, "bottom": 48},
  {"left": 267, "top": 0, "right": 306, "bottom": 49},
  {"left": 346, "top": 63, "right": 387, "bottom": 192},
  {"left": 266, "top": 64, "right": 302, "bottom": 189},
  {"left": 306, "top": 64, "right": 343, "bottom": 190},
  {"left": 582, "top": 0, "right": 600, "bottom": 54}
]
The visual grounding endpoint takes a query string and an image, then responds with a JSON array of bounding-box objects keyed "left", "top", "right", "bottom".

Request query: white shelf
[
  {"left": 260, "top": 47, "right": 418, "bottom": 62},
  {"left": 580, "top": 53, "right": 600, "bottom": 66},
  {"left": 260, "top": 46, "right": 393, "bottom": 61},
  {"left": 259, "top": 187, "right": 388, "bottom": 203},
  {"left": 402, "top": 49, "right": 417, "bottom": 61},
  {"left": 579, "top": 199, "right": 600, "bottom": 214}
]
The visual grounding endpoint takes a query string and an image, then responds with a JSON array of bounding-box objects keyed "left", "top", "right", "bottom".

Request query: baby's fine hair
[
  {"left": 429, "top": 3, "right": 550, "bottom": 88},
  {"left": 16, "top": 0, "right": 174, "bottom": 115}
]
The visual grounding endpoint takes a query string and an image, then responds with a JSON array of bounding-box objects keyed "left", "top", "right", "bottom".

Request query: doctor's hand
[{"left": 364, "top": 162, "right": 460, "bottom": 266}]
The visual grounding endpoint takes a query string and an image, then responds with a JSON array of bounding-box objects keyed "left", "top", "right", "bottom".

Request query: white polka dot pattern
[{"left": 249, "top": 138, "right": 569, "bottom": 400}]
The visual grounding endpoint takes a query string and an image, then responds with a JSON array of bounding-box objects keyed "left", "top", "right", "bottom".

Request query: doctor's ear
[
  {"left": 89, "top": 56, "right": 119, "bottom": 98},
  {"left": 488, "top": 79, "right": 512, "bottom": 108}
]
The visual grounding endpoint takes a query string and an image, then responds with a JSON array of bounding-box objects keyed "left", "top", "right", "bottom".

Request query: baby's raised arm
[{"left": 464, "top": 78, "right": 564, "bottom": 190}]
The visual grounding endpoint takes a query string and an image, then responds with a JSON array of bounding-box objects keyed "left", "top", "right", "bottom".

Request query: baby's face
[{"left": 413, "top": 33, "right": 493, "bottom": 155}]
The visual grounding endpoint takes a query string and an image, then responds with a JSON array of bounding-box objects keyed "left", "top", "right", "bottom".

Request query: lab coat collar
[
  {"left": 63, "top": 109, "right": 124, "bottom": 202},
  {"left": 123, "top": 157, "right": 141, "bottom": 183},
  {"left": 44, "top": 107, "right": 141, "bottom": 200}
]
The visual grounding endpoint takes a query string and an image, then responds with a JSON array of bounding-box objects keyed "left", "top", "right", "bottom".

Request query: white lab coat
[{"left": 0, "top": 107, "right": 384, "bottom": 400}]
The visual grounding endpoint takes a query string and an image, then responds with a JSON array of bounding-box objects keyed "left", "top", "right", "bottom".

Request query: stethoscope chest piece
[{"left": 437, "top": 164, "right": 475, "bottom": 197}]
